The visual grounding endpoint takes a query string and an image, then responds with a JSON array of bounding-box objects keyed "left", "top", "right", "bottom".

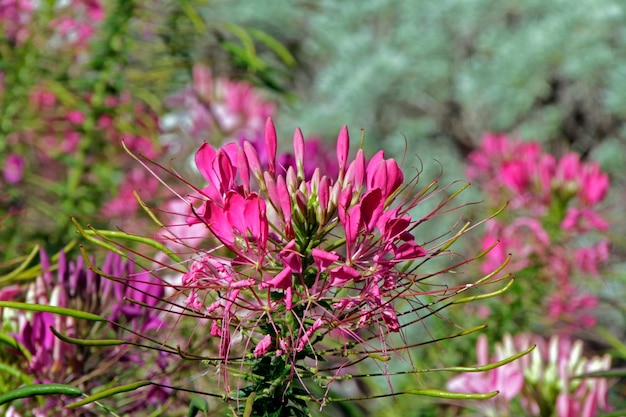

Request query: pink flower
[
  {"left": 579, "top": 161, "right": 609, "bottom": 205},
  {"left": 561, "top": 207, "right": 609, "bottom": 232},
  {"left": 3, "top": 153, "right": 25, "bottom": 184},
  {"left": 166, "top": 65, "right": 275, "bottom": 141},
  {"left": 66, "top": 109, "right": 85, "bottom": 125},
  {"left": 467, "top": 133, "right": 611, "bottom": 331},
  {"left": 147, "top": 117, "right": 492, "bottom": 405},
  {"left": 574, "top": 241, "right": 610, "bottom": 276}
]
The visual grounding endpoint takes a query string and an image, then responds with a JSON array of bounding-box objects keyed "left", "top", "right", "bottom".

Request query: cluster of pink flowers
[
  {"left": 50, "top": 0, "right": 105, "bottom": 51},
  {"left": 447, "top": 334, "right": 611, "bottom": 417},
  {"left": 165, "top": 65, "right": 276, "bottom": 143},
  {"left": 0, "top": 250, "right": 169, "bottom": 415},
  {"left": 467, "top": 133, "right": 610, "bottom": 328},
  {"left": 6, "top": 84, "right": 164, "bottom": 221},
  {"left": 1, "top": 0, "right": 103, "bottom": 48},
  {"left": 154, "top": 118, "right": 485, "bottom": 409},
  {"left": 0, "top": 0, "right": 34, "bottom": 44}
]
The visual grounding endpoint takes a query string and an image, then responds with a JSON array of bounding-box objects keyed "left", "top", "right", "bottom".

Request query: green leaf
[
  {"left": 0, "top": 383, "right": 82, "bottom": 406},
  {"left": 0, "top": 362, "right": 34, "bottom": 385},
  {"left": 248, "top": 28, "right": 296, "bottom": 67},
  {"left": 49, "top": 326, "right": 126, "bottom": 347},
  {"left": 405, "top": 389, "right": 499, "bottom": 400},
  {"left": 0, "top": 333, "right": 32, "bottom": 361},
  {"left": 0, "top": 301, "right": 107, "bottom": 322},
  {"left": 180, "top": 1, "right": 207, "bottom": 33},
  {"left": 67, "top": 380, "right": 152, "bottom": 409},
  {"left": 599, "top": 411, "right": 626, "bottom": 417},
  {"left": 0, "top": 244, "right": 39, "bottom": 283},
  {"left": 574, "top": 367, "right": 626, "bottom": 379}
]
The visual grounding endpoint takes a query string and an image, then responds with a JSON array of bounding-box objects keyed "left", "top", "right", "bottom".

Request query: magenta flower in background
[
  {"left": 3, "top": 249, "right": 168, "bottom": 415},
  {"left": 467, "top": 133, "right": 611, "bottom": 330}
]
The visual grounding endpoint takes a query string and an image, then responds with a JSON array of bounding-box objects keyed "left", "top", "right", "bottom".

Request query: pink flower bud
[
  {"left": 264, "top": 118, "right": 277, "bottom": 175},
  {"left": 336, "top": 125, "right": 349, "bottom": 177},
  {"left": 293, "top": 127, "right": 305, "bottom": 180}
]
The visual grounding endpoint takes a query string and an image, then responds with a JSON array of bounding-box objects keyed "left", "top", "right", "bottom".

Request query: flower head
[
  {"left": 146, "top": 118, "right": 505, "bottom": 412},
  {"left": 467, "top": 133, "right": 611, "bottom": 331}
]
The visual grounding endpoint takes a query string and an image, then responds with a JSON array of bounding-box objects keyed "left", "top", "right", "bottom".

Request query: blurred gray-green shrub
[{"left": 206, "top": 0, "right": 625, "bottom": 180}]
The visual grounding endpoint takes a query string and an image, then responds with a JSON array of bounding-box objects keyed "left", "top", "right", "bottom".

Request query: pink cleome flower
[
  {"left": 467, "top": 133, "right": 611, "bottom": 330},
  {"left": 154, "top": 117, "right": 491, "bottom": 401}
]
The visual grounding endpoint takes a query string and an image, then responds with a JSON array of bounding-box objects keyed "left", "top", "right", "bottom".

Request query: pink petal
[
  {"left": 336, "top": 125, "right": 349, "bottom": 175},
  {"left": 264, "top": 118, "right": 277, "bottom": 175}
]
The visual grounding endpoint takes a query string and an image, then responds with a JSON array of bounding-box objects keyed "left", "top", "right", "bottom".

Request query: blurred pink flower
[
  {"left": 166, "top": 65, "right": 275, "bottom": 141},
  {"left": 66, "top": 109, "right": 85, "bottom": 125},
  {"left": 467, "top": 133, "right": 611, "bottom": 329},
  {"left": 0, "top": 0, "right": 34, "bottom": 43},
  {"left": 3, "top": 153, "right": 25, "bottom": 184},
  {"left": 579, "top": 161, "right": 610, "bottom": 205}
]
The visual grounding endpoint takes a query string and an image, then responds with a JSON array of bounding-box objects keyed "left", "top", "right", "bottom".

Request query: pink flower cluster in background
[
  {"left": 1, "top": 0, "right": 103, "bottom": 48},
  {"left": 0, "top": 250, "right": 168, "bottom": 415},
  {"left": 467, "top": 133, "right": 611, "bottom": 328},
  {"left": 50, "top": 0, "right": 104, "bottom": 50},
  {"left": 6, "top": 83, "right": 165, "bottom": 220},
  {"left": 0, "top": 0, "right": 34, "bottom": 44},
  {"left": 447, "top": 334, "right": 611, "bottom": 417},
  {"left": 166, "top": 65, "right": 276, "bottom": 142},
  {"left": 164, "top": 65, "right": 338, "bottom": 181}
]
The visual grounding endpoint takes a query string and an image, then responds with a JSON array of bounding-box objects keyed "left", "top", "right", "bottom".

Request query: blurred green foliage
[{"left": 0, "top": 0, "right": 294, "bottom": 263}]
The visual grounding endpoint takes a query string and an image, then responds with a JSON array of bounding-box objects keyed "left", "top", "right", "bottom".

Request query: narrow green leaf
[
  {"left": 49, "top": 326, "right": 126, "bottom": 347},
  {"left": 0, "top": 301, "right": 107, "bottom": 322},
  {"left": 440, "top": 344, "right": 535, "bottom": 373},
  {"left": 0, "top": 244, "right": 40, "bottom": 282},
  {"left": 0, "top": 333, "right": 32, "bottom": 361},
  {"left": 405, "top": 389, "right": 499, "bottom": 400},
  {"left": 181, "top": 1, "right": 207, "bottom": 33},
  {"left": 248, "top": 28, "right": 296, "bottom": 66},
  {"left": 76, "top": 222, "right": 183, "bottom": 264},
  {"left": 0, "top": 383, "right": 82, "bottom": 406},
  {"left": 0, "top": 363, "right": 34, "bottom": 385},
  {"left": 70, "top": 216, "right": 125, "bottom": 256},
  {"left": 224, "top": 23, "right": 256, "bottom": 58},
  {"left": 597, "top": 326, "right": 626, "bottom": 359},
  {"left": 600, "top": 410, "right": 626, "bottom": 417},
  {"left": 453, "top": 278, "right": 515, "bottom": 304},
  {"left": 574, "top": 367, "right": 626, "bottom": 379},
  {"left": 67, "top": 380, "right": 151, "bottom": 408}
]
